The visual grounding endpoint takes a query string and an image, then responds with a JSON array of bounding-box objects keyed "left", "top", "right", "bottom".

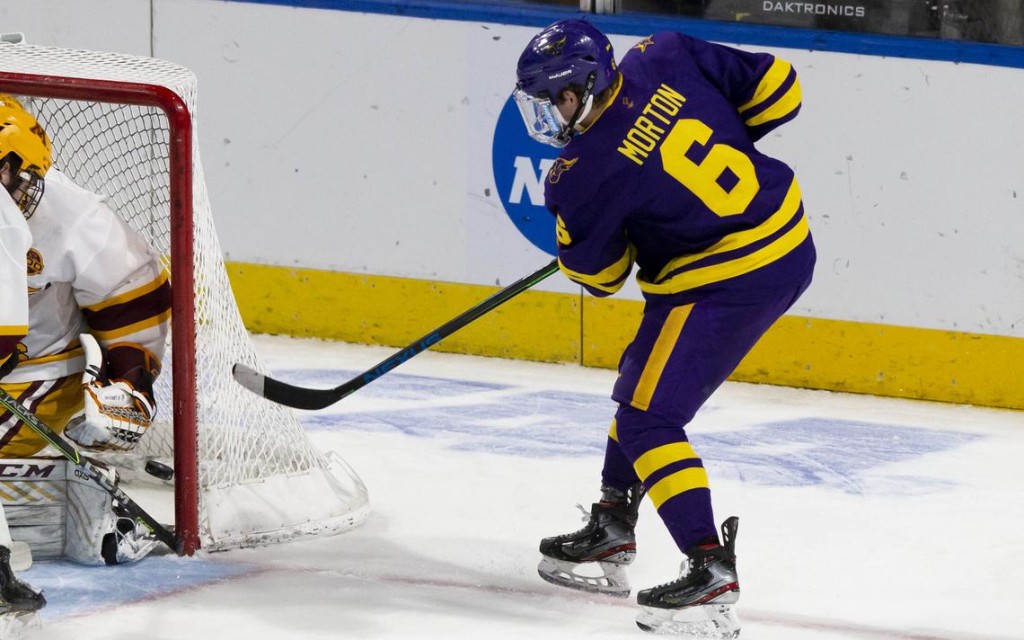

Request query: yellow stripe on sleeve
[
  {"left": 87, "top": 308, "right": 171, "bottom": 341},
  {"left": 81, "top": 270, "right": 169, "bottom": 313},
  {"left": 557, "top": 244, "right": 635, "bottom": 294},
  {"left": 744, "top": 77, "right": 802, "bottom": 128},
  {"left": 738, "top": 58, "right": 793, "bottom": 113}
]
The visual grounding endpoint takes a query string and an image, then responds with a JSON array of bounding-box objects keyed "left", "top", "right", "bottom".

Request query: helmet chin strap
[
  {"left": 554, "top": 72, "right": 597, "bottom": 146},
  {"left": 572, "top": 95, "right": 596, "bottom": 130}
]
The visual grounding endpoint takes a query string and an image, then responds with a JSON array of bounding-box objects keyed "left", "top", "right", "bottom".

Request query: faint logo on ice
[
  {"left": 697, "top": 418, "right": 982, "bottom": 495},
  {"left": 294, "top": 370, "right": 983, "bottom": 495}
]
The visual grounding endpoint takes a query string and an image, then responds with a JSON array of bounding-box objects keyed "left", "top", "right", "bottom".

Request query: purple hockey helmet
[{"left": 513, "top": 20, "right": 617, "bottom": 147}]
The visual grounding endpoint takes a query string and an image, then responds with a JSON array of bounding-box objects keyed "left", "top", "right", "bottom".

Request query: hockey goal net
[{"left": 0, "top": 39, "right": 369, "bottom": 555}]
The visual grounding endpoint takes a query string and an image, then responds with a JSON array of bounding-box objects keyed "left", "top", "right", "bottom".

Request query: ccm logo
[{"left": 0, "top": 463, "right": 58, "bottom": 479}]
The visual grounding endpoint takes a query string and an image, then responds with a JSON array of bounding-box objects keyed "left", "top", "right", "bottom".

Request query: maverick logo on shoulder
[{"left": 491, "top": 95, "right": 562, "bottom": 256}]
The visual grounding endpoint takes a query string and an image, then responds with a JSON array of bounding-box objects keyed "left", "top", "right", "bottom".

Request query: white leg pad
[
  {"left": 0, "top": 457, "right": 66, "bottom": 560},
  {"left": 64, "top": 468, "right": 120, "bottom": 565},
  {"left": 0, "top": 457, "right": 149, "bottom": 565}
]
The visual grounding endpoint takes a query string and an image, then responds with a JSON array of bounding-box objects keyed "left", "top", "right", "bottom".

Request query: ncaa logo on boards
[{"left": 491, "top": 95, "right": 560, "bottom": 256}]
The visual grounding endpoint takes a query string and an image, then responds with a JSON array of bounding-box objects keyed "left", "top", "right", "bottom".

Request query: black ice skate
[
  {"left": 635, "top": 517, "right": 741, "bottom": 638},
  {"left": 537, "top": 483, "right": 643, "bottom": 598},
  {"left": 0, "top": 545, "right": 45, "bottom": 615},
  {"left": 0, "top": 544, "right": 46, "bottom": 637}
]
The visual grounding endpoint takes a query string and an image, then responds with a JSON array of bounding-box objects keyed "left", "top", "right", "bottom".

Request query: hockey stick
[
  {"left": 0, "top": 387, "right": 178, "bottom": 553},
  {"left": 232, "top": 258, "right": 560, "bottom": 410}
]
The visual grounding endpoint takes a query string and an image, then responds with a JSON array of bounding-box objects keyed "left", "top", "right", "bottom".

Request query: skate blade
[
  {"left": 636, "top": 604, "right": 740, "bottom": 638},
  {"left": 0, "top": 610, "right": 42, "bottom": 640},
  {"left": 537, "top": 556, "right": 631, "bottom": 598}
]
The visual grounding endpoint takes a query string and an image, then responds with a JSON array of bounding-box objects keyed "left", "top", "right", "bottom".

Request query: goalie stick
[
  {"left": 233, "top": 258, "right": 560, "bottom": 410},
  {"left": 0, "top": 387, "right": 178, "bottom": 554}
]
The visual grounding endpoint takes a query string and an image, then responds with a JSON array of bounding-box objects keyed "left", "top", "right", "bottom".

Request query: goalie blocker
[{"left": 0, "top": 456, "right": 162, "bottom": 565}]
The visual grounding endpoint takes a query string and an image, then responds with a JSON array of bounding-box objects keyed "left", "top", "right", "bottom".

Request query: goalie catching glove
[{"left": 65, "top": 333, "right": 157, "bottom": 452}]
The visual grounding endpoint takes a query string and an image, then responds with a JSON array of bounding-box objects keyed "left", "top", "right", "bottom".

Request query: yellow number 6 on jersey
[{"left": 660, "top": 119, "right": 759, "bottom": 217}]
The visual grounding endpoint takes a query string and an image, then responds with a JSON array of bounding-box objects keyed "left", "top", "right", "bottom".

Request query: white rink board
[{"left": 2, "top": 0, "right": 1023, "bottom": 337}]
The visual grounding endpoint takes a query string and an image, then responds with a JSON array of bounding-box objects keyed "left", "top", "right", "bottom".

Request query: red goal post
[{"left": 0, "top": 39, "right": 369, "bottom": 556}]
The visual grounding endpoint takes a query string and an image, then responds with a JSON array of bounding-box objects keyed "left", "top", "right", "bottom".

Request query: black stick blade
[{"left": 231, "top": 363, "right": 343, "bottom": 411}]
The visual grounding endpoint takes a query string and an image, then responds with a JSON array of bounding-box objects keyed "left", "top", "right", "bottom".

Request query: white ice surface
[{"left": 16, "top": 334, "right": 1024, "bottom": 640}]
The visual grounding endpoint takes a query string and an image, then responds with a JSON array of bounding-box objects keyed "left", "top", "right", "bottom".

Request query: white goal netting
[{"left": 0, "top": 40, "right": 369, "bottom": 552}]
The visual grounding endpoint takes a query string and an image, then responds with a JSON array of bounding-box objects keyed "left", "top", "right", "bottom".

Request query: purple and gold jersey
[{"left": 546, "top": 32, "right": 809, "bottom": 303}]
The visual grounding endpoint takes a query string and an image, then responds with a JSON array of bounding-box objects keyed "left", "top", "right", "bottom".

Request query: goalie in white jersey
[
  {"left": 0, "top": 94, "right": 171, "bottom": 596},
  {"left": 0, "top": 102, "right": 44, "bottom": 623}
]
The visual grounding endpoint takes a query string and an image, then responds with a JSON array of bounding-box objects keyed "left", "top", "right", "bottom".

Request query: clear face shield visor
[{"left": 513, "top": 88, "right": 571, "bottom": 148}]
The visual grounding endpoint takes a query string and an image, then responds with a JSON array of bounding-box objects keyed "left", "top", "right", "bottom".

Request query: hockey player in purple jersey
[{"left": 514, "top": 20, "right": 815, "bottom": 636}]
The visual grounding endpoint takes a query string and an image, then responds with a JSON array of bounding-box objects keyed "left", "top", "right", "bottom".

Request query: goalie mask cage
[{"left": 0, "top": 41, "right": 370, "bottom": 555}]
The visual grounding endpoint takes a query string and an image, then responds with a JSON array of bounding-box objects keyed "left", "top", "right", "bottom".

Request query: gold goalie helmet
[{"left": 0, "top": 94, "right": 52, "bottom": 219}]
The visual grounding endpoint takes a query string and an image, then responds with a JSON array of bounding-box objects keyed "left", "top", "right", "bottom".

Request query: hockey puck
[{"left": 145, "top": 459, "right": 174, "bottom": 481}]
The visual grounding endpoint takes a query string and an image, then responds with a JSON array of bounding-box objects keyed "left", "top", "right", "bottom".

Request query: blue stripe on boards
[{"left": 224, "top": 0, "right": 1024, "bottom": 68}]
